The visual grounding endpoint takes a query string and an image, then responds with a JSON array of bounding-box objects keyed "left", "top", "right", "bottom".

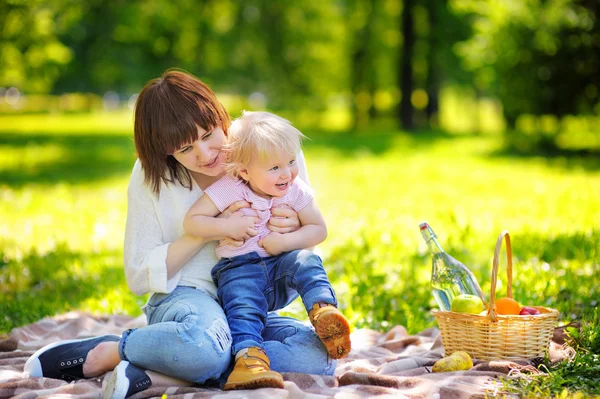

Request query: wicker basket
[{"left": 433, "top": 230, "right": 559, "bottom": 361}]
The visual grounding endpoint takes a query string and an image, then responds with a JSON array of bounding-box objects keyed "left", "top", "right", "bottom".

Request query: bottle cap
[{"left": 419, "top": 222, "right": 429, "bottom": 230}]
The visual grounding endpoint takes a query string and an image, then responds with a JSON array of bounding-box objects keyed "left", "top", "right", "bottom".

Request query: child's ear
[{"left": 238, "top": 167, "right": 250, "bottom": 181}]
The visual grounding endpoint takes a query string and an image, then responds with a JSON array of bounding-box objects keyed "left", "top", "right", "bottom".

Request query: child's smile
[
  {"left": 239, "top": 147, "right": 298, "bottom": 199},
  {"left": 275, "top": 182, "right": 289, "bottom": 191}
]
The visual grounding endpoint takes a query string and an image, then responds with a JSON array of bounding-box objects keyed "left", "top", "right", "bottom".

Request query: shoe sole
[
  {"left": 24, "top": 335, "right": 121, "bottom": 378},
  {"left": 103, "top": 360, "right": 129, "bottom": 399},
  {"left": 314, "top": 312, "right": 352, "bottom": 359},
  {"left": 224, "top": 376, "right": 284, "bottom": 391}
]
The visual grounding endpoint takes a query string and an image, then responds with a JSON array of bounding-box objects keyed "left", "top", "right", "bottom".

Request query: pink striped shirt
[{"left": 204, "top": 175, "right": 314, "bottom": 259}]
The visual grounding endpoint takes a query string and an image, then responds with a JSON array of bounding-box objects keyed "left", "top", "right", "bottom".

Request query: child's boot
[
  {"left": 224, "top": 347, "right": 284, "bottom": 391},
  {"left": 309, "top": 303, "right": 351, "bottom": 359}
]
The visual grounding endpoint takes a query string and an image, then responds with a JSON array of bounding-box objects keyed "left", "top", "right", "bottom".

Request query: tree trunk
[
  {"left": 350, "top": 0, "right": 376, "bottom": 130},
  {"left": 398, "top": 0, "right": 415, "bottom": 131},
  {"left": 425, "top": 0, "right": 440, "bottom": 128}
]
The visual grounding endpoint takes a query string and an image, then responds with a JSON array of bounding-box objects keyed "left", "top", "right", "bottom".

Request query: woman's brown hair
[{"left": 134, "top": 69, "right": 231, "bottom": 194}]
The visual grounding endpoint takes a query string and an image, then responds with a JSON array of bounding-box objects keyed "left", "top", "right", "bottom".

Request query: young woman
[{"left": 24, "top": 70, "right": 335, "bottom": 399}]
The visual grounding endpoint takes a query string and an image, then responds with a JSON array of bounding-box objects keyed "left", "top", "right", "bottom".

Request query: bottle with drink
[{"left": 419, "top": 222, "right": 485, "bottom": 311}]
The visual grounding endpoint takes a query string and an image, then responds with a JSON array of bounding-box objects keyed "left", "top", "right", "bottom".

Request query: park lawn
[{"left": 1, "top": 112, "right": 599, "bottom": 396}]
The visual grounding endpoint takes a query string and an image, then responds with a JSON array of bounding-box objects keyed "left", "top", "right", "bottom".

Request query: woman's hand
[
  {"left": 217, "top": 237, "right": 244, "bottom": 249},
  {"left": 259, "top": 232, "right": 288, "bottom": 256},
  {"left": 223, "top": 212, "right": 258, "bottom": 241},
  {"left": 217, "top": 200, "right": 258, "bottom": 243},
  {"left": 217, "top": 201, "right": 251, "bottom": 219},
  {"left": 268, "top": 207, "right": 301, "bottom": 234}
]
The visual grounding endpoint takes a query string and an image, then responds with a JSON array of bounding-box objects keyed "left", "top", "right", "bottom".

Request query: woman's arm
[
  {"left": 123, "top": 162, "right": 211, "bottom": 295},
  {"left": 164, "top": 234, "right": 211, "bottom": 278},
  {"left": 184, "top": 195, "right": 258, "bottom": 241}
]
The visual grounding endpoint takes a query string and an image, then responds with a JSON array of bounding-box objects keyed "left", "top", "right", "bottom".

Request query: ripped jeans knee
[
  {"left": 177, "top": 313, "right": 232, "bottom": 355},
  {"left": 203, "top": 316, "right": 232, "bottom": 354},
  {"left": 170, "top": 314, "right": 233, "bottom": 382},
  {"left": 121, "top": 286, "right": 233, "bottom": 383}
]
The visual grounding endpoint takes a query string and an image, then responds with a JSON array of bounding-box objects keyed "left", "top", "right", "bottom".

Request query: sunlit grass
[
  {"left": 1, "top": 112, "right": 599, "bottom": 328},
  {"left": 0, "top": 110, "right": 134, "bottom": 134},
  {"left": 1, "top": 111, "right": 599, "bottom": 395},
  {"left": 1, "top": 112, "right": 599, "bottom": 396}
]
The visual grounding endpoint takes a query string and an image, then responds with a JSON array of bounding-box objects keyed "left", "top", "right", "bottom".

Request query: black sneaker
[
  {"left": 104, "top": 360, "right": 152, "bottom": 399},
  {"left": 24, "top": 335, "right": 121, "bottom": 382}
]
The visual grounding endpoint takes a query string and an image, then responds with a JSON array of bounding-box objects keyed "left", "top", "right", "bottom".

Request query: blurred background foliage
[{"left": 1, "top": 0, "right": 599, "bottom": 152}]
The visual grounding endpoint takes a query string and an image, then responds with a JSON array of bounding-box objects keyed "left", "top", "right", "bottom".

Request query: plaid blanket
[{"left": 0, "top": 312, "right": 574, "bottom": 398}]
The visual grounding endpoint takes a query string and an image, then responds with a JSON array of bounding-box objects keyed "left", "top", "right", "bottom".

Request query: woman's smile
[{"left": 201, "top": 152, "right": 222, "bottom": 169}]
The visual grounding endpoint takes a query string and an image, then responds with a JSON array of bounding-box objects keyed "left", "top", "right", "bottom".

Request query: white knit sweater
[{"left": 123, "top": 153, "right": 310, "bottom": 299}]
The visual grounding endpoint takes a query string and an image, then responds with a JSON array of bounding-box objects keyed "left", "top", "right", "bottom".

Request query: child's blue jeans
[{"left": 211, "top": 249, "right": 337, "bottom": 355}]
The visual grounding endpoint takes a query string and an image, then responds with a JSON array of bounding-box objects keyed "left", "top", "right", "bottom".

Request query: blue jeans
[
  {"left": 211, "top": 249, "right": 337, "bottom": 354},
  {"left": 118, "top": 286, "right": 335, "bottom": 384}
]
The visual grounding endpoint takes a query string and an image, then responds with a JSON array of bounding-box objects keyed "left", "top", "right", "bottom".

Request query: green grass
[{"left": 1, "top": 112, "right": 599, "bottom": 396}]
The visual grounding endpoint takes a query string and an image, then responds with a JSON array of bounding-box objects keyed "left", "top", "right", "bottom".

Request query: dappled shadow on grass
[
  {"left": 0, "top": 132, "right": 136, "bottom": 187},
  {"left": 303, "top": 128, "right": 473, "bottom": 157},
  {"left": 325, "top": 227, "right": 599, "bottom": 332},
  {"left": 0, "top": 245, "right": 143, "bottom": 333},
  {"left": 510, "top": 229, "right": 599, "bottom": 263},
  {"left": 506, "top": 229, "right": 600, "bottom": 319},
  {"left": 487, "top": 138, "right": 600, "bottom": 172},
  {"left": 488, "top": 149, "right": 600, "bottom": 172},
  {"left": 305, "top": 128, "right": 600, "bottom": 172},
  {"left": 325, "top": 233, "right": 435, "bottom": 333},
  {"left": 449, "top": 229, "right": 598, "bottom": 318}
]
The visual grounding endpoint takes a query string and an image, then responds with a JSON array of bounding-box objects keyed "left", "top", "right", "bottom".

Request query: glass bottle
[{"left": 419, "top": 222, "right": 485, "bottom": 311}]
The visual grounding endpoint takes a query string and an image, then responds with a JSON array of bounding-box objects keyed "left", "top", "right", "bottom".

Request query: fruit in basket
[
  {"left": 451, "top": 294, "right": 484, "bottom": 314},
  {"left": 432, "top": 351, "right": 473, "bottom": 372},
  {"left": 495, "top": 297, "right": 521, "bottom": 315},
  {"left": 519, "top": 306, "right": 541, "bottom": 315}
]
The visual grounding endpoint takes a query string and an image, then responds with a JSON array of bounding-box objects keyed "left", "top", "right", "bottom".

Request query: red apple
[{"left": 519, "top": 307, "right": 541, "bottom": 315}]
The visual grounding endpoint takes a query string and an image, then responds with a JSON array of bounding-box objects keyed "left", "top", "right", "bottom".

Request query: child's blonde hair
[{"left": 225, "top": 111, "right": 306, "bottom": 178}]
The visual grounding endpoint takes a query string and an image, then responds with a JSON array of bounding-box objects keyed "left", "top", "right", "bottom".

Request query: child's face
[
  {"left": 240, "top": 147, "right": 298, "bottom": 198},
  {"left": 172, "top": 125, "right": 227, "bottom": 177}
]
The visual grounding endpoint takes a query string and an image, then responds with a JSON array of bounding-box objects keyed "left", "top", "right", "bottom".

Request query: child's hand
[
  {"left": 259, "top": 232, "right": 288, "bottom": 256},
  {"left": 224, "top": 211, "right": 258, "bottom": 241}
]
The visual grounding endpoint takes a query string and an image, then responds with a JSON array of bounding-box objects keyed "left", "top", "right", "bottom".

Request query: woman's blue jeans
[{"left": 117, "top": 285, "right": 336, "bottom": 384}]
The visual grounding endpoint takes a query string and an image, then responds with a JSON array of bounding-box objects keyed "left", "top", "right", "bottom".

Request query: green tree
[
  {"left": 452, "top": 0, "right": 600, "bottom": 128},
  {"left": 227, "top": 1, "right": 347, "bottom": 110},
  {"left": 0, "top": 0, "right": 74, "bottom": 92}
]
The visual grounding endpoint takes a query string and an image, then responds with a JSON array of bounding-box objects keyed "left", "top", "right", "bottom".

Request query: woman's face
[{"left": 171, "top": 125, "right": 227, "bottom": 176}]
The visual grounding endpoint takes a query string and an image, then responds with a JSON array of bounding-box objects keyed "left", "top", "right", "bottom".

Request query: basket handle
[{"left": 487, "top": 230, "right": 512, "bottom": 322}]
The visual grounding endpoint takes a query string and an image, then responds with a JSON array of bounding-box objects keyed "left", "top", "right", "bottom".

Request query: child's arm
[
  {"left": 259, "top": 199, "right": 327, "bottom": 256},
  {"left": 184, "top": 195, "right": 256, "bottom": 241}
]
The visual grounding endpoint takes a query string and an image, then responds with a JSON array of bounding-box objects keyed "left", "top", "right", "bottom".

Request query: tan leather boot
[
  {"left": 309, "top": 304, "right": 352, "bottom": 359},
  {"left": 223, "top": 347, "right": 284, "bottom": 391}
]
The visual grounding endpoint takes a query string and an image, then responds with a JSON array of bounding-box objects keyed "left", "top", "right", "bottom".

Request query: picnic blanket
[{"left": 0, "top": 312, "right": 575, "bottom": 398}]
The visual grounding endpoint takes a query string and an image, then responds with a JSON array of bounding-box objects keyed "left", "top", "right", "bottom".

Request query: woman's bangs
[
  {"left": 164, "top": 118, "right": 199, "bottom": 155},
  {"left": 192, "top": 100, "right": 221, "bottom": 134}
]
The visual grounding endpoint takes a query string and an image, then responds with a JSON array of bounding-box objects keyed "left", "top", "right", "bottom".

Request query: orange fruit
[{"left": 495, "top": 297, "right": 521, "bottom": 315}]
